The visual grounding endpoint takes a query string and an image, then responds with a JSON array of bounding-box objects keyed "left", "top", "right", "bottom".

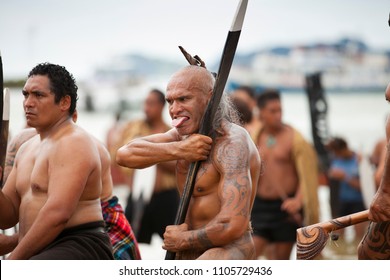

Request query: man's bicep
[
  {"left": 47, "top": 142, "right": 95, "bottom": 209},
  {"left": 215, "top": 137, "right": 252, "bottom": 217},
  {"left": 142, "top": 128, "right": 179, "bottom": 143}
]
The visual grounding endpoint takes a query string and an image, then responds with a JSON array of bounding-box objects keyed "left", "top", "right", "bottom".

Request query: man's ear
[
  {"left": 60, "top": 95, "right": 71, "bottom": 112},
  {"left": 208, "top": 89, "right": 213, "bottom": 98}
]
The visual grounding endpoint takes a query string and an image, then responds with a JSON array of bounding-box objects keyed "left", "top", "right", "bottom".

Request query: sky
[{"left": 1, "top": 0, "right": 390, "bottom": 80}]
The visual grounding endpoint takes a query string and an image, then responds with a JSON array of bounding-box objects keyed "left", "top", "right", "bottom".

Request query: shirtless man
[
  {"left": 116, "top": 65, "right": 261, "bottom": 260},
  {"left": 230, "top": 85, "right": 262, "bottom": 140},
  {"left": 251, "top": 89, "right": 319, "bottom": 260},
  {"left": 358, "top": 83, "right": 390, "bottom": 259},
  {"left": 0, "top": 111, "right": 141, "bottom": 260},
  {"left": 0, "top": 63, "right": 113, "bottom": 259}
]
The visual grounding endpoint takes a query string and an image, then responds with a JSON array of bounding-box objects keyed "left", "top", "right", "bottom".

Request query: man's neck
[
  {"left": 147, "top": 118, "right": 165, "bottom": 130},
  {"left": 37, "top": 115, "right": 72, "bottom": 140},
  {"left": 262, "top": 124, "right": 284, "bottom": 135}
]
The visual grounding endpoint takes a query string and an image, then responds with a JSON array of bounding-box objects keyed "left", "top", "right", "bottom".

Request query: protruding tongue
[{"left": 172, "top": 116, "right": 189, "bottom": 128}]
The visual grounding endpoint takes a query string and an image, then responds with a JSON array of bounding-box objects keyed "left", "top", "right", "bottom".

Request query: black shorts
[
  {"left": 30, "top": 221, "right": 114, "bottom": 260},
  {"left": 339, "top": 200, "right": 366, "bottom": 217},
  {"left": 125, "top": 188, "right": 179, "bottom": 244},
  {"left": 251, "top": 196, "right": 300, "bottom": 243}
]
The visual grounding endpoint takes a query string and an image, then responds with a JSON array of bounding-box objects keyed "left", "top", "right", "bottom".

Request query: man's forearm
[
  {"left": 0, "top": 233, "right": 18, "bottom": 255},
  {"left": 0, "top": 192, "right": 18, "bottom": 229},
  {"left": 117, "top": 139, "right": 180, "bottom": 169},
  {"left": 176, "top": 220, "right": 243, "bottom": 252},
  {"left": 8, "top": 212, "right": 68, "bottom": 259},
  {"left": 377, "top": 144, "right": 390, "bottom": 193}
]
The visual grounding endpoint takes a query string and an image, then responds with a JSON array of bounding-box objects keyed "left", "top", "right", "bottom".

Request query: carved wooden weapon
[
  {"left": 296, "top": 210, "right": 368, "bottom": 260},
  {"left": 165, "top": 0, "right": 248, "bottom": 260}
]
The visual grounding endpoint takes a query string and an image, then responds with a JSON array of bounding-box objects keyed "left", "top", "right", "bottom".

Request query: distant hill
[
  {"left": 227, "top": 37, "right": 390, "bottom": 93},
  {"left": 93, "top": 54, "right": 182, "bottom": 86},
  {"left": 92, "top": 37, "right": 390, "bottom": 93}
]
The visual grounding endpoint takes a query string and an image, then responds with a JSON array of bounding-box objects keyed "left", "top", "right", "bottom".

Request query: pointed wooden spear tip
[
  {"left": 388, "top": 12, "right": 390, "bottom": 26},
  {"left": 3, "top": 89, "right": 10, "bottom": 121},
  {"left": 230, "top": 0, "right": 248, "bottom": 32},
  {"left": 0, "top": 50, "right": 3, "bottom": 83}
]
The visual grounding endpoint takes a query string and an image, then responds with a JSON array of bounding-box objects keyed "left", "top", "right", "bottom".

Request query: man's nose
[
  {"left": 24, "top": 95, "right": 35, "bottom": 107},
  {"left": 169, "top": 101, "right": 181, "bottom": 115}
]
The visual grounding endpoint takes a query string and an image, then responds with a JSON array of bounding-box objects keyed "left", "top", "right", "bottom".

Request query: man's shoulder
[
  {"left": 216, "top": 123, "right": 255, "bottom": 148},
  {"left": 284, "top": 124, "right": 309, "bottom": 144},
  {"left": 57, "top": 125, "right": 96, "bottom": 149},
  {"left": 228, "top": 123, "right": 253, "bottom": 140},
  {"left": 16, "top": 133, "right": 39, "bottom": 156},
  {"left": 119, "top": 119, "right": 151, "bottom": 140},
  {"left": 16, "top": 127, "right": 37, "bottom": 139},
  {"left": 11, "top": 128, "right": 38, "bottom": 148}
]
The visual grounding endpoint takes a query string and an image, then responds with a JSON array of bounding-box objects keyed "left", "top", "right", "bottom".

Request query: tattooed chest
[{"left": 176, "top": 159, "right": 219, "bottom": 196}]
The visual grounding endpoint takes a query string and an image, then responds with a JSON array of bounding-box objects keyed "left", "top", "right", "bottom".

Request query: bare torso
[
  {"left": 15, "top": 124, "right": 103, "bottom": 239},
  {"left": 175, "top": 122, "right": 260, "bottom": 259},
  {"left": 256, "top": 125, "right": 298, "bottom": 199}
]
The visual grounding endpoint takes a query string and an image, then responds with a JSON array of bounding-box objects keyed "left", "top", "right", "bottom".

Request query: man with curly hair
[{"left": 0, "top": 63, "right": 113, "bottom": 259}]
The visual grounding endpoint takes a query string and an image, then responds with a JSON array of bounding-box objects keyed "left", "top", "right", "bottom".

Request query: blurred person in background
[
  {"left": 251, "top": 89, "right": 319, "bottom": 259},
  {"left": 116, "top": 89, "right": 178, "bottom": 244},
  {"left": 106, "top": 111, "right": 128, "bottom": 187},
  {"left": 327, "top": 137, "right": 368, "bottom": 252},
  {"left": 230, "top": 85, "right": 262, "bottom": 140},
  {"left": 230, "top": 96, "right": 253, "bottom": 129}
]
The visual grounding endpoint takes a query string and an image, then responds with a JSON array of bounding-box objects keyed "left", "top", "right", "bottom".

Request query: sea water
[{"left": 8, "top": 87, "right": 388, "bottom": 153}]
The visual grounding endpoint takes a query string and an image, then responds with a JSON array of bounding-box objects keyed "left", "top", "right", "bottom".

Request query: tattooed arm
[
  {"left": 163, "top": 129, "right": 255, "bottom": 252},
  {"left": 358, "top": 221, "right": 390, "bottom": 259},
  {"left": 369, "top": 116, "right": 390, "bottom": 222},
  {"left": 369, "top": 140, "right": 390, "bottom": 222}
]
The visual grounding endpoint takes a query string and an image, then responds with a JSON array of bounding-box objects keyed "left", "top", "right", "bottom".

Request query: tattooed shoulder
[{"left": 214, "top": 131, "right": 249, "bottom": 174}]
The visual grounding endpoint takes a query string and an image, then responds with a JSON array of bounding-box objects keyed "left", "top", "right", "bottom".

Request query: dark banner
[
  {"left": 305, "top": 72, "right": 331, "bottom": 171},
  {"left": 305, "top": 73, "right": 339, "bottom": 218}
]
